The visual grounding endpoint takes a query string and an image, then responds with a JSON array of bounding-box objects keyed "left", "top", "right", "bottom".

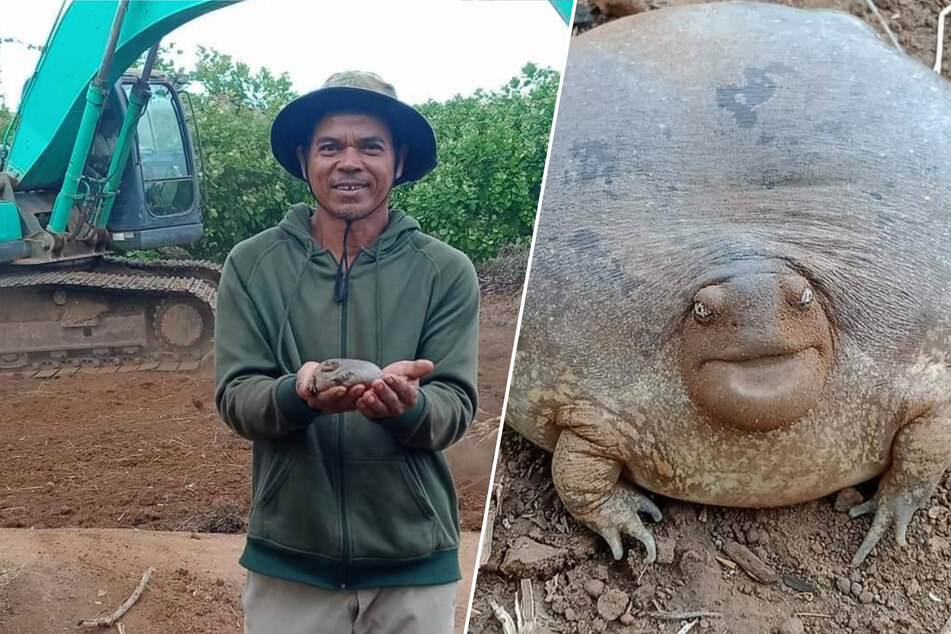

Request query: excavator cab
[{"left": 103, "top": 73, "right": 202, "bottom": 250}]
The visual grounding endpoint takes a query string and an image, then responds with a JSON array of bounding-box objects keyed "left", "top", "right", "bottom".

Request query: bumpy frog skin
[
  {"left": 506, "top": 3, "right": 951, "bottom": 567},
  {"left": 309, "top": 359, "right": 384, "bottom": 393}
]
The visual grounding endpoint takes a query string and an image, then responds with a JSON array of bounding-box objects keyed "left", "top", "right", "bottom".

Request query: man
[
  {"left": 214, "top": 71, "right": 479, "bottom": 634},
  {"left": 87, "top": 111, "right": 119, "bottom": 177}
]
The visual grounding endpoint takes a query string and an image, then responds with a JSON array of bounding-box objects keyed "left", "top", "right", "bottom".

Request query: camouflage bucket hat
[{"left": 270, "top": 71, "right": 438, "bottom": 186}]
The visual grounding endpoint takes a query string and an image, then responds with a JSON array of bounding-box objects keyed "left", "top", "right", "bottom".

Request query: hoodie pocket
[
  {"left": 407, "top": 451, "right": 460, "bottom": 551},
  {"left": 346, "top": 459, "right": 436, "bottom": 560},
  {"left": 250, "top": 453, "right": 341, "bottom": 558}
]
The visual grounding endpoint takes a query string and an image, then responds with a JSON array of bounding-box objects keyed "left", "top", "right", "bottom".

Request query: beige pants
[{"left": 242, "top": 571, "right": 457, "bottom": 634}]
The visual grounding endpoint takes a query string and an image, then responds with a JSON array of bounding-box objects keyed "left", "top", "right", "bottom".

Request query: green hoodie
[{"left": 214, "top": 203, "right": 479, "bottom": 590}]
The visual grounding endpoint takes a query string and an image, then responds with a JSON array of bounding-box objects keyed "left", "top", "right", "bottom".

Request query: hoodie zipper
[{"left": 338, "top": 275, "right": 350, "bottom": 589}]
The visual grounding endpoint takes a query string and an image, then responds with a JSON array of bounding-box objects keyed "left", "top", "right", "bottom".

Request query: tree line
[{"left": 0, "top": 47, "right": 559, "bottom": 263}]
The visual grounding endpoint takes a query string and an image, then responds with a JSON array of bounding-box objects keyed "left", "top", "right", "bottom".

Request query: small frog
[{"left": 308, "top": 359, "right": 384, "bottom": 393}]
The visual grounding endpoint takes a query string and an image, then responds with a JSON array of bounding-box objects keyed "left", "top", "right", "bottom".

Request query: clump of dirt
[
  {"left": 575, "top": 0, "right": 951, "bottom": 82},
  {"left": 477, "top": 243, "right": 530, "bottom": 296},
  {"left": 469, "top": 432, "right": 951, "bottom": 633},
  {"left": 185, "top": 503, "right": 248, "bottom": 534}
]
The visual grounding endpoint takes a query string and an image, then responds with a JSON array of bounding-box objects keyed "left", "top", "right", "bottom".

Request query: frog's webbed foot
[
  {"left": 552, "top": 423, "right": 663, "bottom": 563},
  {"left": 579, "top": 479, "right": 662, "bottom": 562},
  {"left": 849, "top": 481, "right": 933, "bottom": 566}
]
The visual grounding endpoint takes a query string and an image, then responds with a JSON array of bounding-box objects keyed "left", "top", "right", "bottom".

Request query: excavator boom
[{"left": 6, "top": 0, "right": 238, "bottom": 191}]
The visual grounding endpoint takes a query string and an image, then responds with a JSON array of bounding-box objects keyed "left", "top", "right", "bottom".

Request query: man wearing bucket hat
[{"left": 214, "top": 71, "right": 479, "bottom": 633}]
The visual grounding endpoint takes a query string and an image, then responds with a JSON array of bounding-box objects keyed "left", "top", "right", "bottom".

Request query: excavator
[{"left": 0, "top": 0, "right": 572, "bottom": 376}]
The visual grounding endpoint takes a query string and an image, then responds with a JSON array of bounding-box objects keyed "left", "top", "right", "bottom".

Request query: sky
[{"left": 0, "top": 0, "right": 572, "bottom": 109}]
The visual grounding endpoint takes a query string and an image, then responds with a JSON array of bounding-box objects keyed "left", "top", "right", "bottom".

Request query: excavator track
[
  {"left": 102, "top": 255, "right": 222, "bottom": 285},
  {"left": 0, "top": 265, "right": 217, "bottom": 377}
]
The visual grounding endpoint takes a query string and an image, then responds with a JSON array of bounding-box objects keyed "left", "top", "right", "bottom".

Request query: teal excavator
[{"left": 0, "top": 0, "right": 573, "bottom": 374}]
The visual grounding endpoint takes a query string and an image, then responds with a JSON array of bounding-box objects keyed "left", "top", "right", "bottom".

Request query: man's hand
[
  {"left": 295, "top": 361, "right": 367, "bottom": 414},
  {"left": 357, "top": 359, "right": 435, "bottom": 419}
]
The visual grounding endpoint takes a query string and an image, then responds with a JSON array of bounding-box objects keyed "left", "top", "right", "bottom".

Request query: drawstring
[
  {"left": 276, "top": 239, "right": 313, "bottom": 372},
  {"left": 334, "top": 220, "right": 353, "bottom": 303},
  {"left": 333, "top": 220, "right": 353, "bottom": 303},
  {"left": 302, "top": 157, "right": 352, "bottom": 305}
]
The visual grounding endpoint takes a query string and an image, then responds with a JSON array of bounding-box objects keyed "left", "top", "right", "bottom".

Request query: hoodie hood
[{"left": 277, "top": 203, "right": 422, "bottom": 260}]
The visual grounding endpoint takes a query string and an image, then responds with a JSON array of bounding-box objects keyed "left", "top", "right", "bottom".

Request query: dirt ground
[
  {"left": 0, "top": 528, "right": 479, "bottom": 634},
  {"left": 579, "top": 0, "right": 951, "bottom": 82},
  {"left": 471, "top": 433, "right": 951, "bottom": 634},
  {"left": 0, "top": 291, "right": 520, "bottom": 633},
  {"left": 468, "top": 3, "right": 951, "bottom": 634}
]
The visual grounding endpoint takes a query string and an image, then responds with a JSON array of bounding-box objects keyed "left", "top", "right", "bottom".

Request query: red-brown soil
[{"left": 0, "top": 528, "right": 480, "bottom": 634}]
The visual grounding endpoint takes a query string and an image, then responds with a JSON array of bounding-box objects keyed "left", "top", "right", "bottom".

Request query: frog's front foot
[
  {"left": 848, "top": 481, "right": 934, "bottom": 566},
  {"left": 579, "top": 480, "right": 663, "bottom": 562}
]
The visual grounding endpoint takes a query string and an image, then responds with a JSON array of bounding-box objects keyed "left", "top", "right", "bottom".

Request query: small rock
[
  {"left": 631, "top": 582, "right": 655, "bottom": 608},
  {"left": 591, "top": 0, "right": 648, "bottom": 18},
  {"left": 585, "top": 579, "right": 605, "bottom": 598},
  {"left": 564, "top": 607, "right": 578, "bottom": 621},
  {"left": 620, "top": 613, "right": 636, "bottom": 626},
  {"left": 778, "top": 616, "right": 805, "bottom": 634},
  {"left": 655, "top": 535, "right": 676, "bottom": 564},
  {"left": 834, "top": 488, "right": 864, "bottom": 512},
  {"left": 836, "top": 577, "right": 852, "bottom": 594},
  {"left": 746, "top": 527, "right": 760, "bottom": 544},
  {"left": 851, "top": 582, "right": 863, "bottom": 596},
  {"left": 859, "top": 591, "right": 874, "bottom": 604},
  {"left": 596, "top": 588, "right": 629, "bottom": 621},
  {"left": 500, "top": 536, "right": 569, "bottom": 578},
  {"left": 592, "top": 618, "right": 607, "bottom": 632},
  {"left": 593, "top": 565, "right": 609, "bottom": 581},
  {"left": 906, "top": 579, "right": 921, "bottom": 596},
  {"left": 928, "top": 536, "right": 949, "bottom": 554}
]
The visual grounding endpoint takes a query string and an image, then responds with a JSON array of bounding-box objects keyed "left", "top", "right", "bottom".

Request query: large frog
[{"left": 507, "top": 2, "right": 951, "bottom": 567}]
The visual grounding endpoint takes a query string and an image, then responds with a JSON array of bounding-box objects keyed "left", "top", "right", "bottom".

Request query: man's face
[{"left": 299, "top": 112, "right": 405, "bottom": 221}]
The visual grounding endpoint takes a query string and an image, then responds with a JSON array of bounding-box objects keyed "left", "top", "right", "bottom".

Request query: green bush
[{"left": 391, "top": 63, "right": 558, "bottom": 262}]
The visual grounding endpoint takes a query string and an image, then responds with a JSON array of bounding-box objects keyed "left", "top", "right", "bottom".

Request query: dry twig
[
  {"left": 676, "top": 620, "right": 699, "bottom": 634},
  {"left": 77, "top": 567, "right": 154, "bottom": 628},
  {"left": 490, "top": 579, "right": 536, "bottom": 634},
  {"left": 864, "top": 0, "right": 902, "bottom": 51},
  {"left": 648, "top": 611, "right": 722, "bottom": 620},
  {"left": 936, "top": 4, "right": 951, "bottom": 73}
]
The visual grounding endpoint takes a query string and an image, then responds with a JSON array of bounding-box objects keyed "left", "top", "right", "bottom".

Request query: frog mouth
[{"left": 691, "top": 346, "right": 827, "bottom": 431}]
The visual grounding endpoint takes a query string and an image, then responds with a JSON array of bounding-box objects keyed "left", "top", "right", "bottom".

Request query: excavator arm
[{"left": 6, "top": 0, "right": 239, "bottom": 192}]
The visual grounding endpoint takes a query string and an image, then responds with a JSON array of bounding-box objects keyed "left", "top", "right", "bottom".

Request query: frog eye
[
  {"left": 798, "top": 287, "right": 813, "bottom": 309},
  {"left": 693, "top": 301, "right": 714, "bottom": 322}
]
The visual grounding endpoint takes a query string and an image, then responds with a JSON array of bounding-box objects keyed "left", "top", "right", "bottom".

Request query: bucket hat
[{"left": 270, "top": 71, "right": 437, "bottom": 186}]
